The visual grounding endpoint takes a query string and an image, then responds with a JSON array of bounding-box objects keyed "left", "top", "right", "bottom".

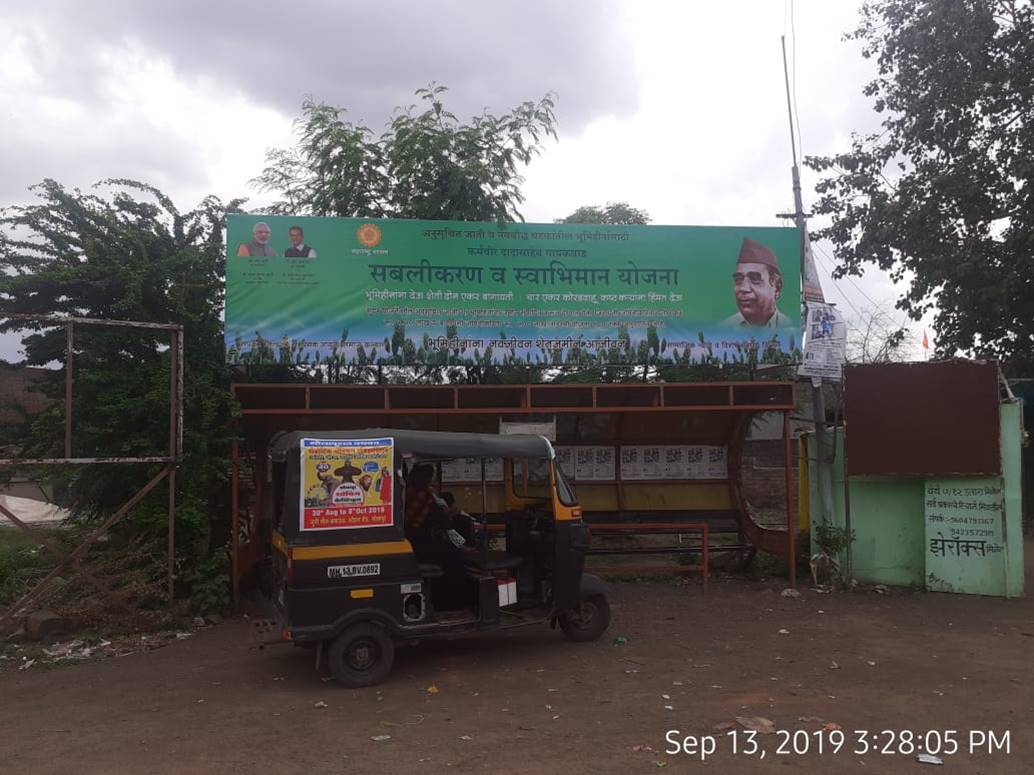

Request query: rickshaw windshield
[{"left": 555, "top": 464, "right": 578, "bottom": 507}]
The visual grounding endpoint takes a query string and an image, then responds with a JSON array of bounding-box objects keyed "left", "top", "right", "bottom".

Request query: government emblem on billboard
[{"left": 357, "top": 223, "right": 382, "bottom": 248}]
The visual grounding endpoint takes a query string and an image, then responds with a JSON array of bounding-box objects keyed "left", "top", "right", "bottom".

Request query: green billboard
[{"left": 225, "top": 215, "right": 801, "bottom": 366}]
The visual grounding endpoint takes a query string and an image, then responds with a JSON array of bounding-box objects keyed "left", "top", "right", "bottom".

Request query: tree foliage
[
  {"left": 0, "top": 179, "right": 243, "bottom": 594},
  {"left": 253, "top": 84, "right": 558, "bottom": 223},
  {"left": 806, "top": 0, "right": 1034, "bottom": 373},
  {"left": 557, "top": 201, "right": 651, "bottom": 225}
]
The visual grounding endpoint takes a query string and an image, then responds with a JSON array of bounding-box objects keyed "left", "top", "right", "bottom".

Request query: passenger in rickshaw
[{"left": 403, "top": 464, "right": 467, "bottom": 609}]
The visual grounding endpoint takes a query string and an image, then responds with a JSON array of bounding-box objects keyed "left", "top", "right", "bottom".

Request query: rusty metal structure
[
  {"left": 0, "top": 315, "right": 183, "bottom": 632},
  {"left": 846, "top": 360, "right": 1001, "bottom": 476},
  {"left": 231, "top": 380, "right": 799, "bottom": 603}
]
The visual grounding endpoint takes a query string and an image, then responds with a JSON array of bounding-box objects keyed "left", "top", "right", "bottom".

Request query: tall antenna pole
[{"left": 781, "top": 35, "right": 834, "bottom": 535}]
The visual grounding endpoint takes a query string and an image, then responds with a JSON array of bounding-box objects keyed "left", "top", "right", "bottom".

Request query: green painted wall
[
  {"left": 1000, "top": 401, "right": 1025, "bottom": 597},
  {"left": 808, "top": 400, "right": 1024, "bottom": 596}
]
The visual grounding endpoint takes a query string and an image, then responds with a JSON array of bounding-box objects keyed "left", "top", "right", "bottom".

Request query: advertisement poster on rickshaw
[{"left": 300, "top": 438, "right": 394, "bottom": 531}]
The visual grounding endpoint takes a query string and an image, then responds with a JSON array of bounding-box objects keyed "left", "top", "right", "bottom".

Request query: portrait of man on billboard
[
  {"left": 284, "top": 225, "right": 317, "bottom": 258},
  {"left": 723, "top": 237, "right": 793, "bottom": 328},
  {"left": 236, "top": 221, "right": 278, "bottom": 257}
]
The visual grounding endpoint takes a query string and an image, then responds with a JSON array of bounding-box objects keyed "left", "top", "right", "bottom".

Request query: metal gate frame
[{"left": 0, "top": 314, "right": 183, "bottom": 632}]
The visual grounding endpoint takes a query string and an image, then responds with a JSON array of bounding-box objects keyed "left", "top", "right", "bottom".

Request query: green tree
[
  {"left": 556, "top": 201, "right": 651, "bottom": 225},
  {"left": 253, "top": 84, "right": 558, "bottom": 223},
  {"left": 806, "top": 0, "right": 1034, "bottom": 374},
  {"left": 0, "top": 179, "right": 242, "bottom": 602}
]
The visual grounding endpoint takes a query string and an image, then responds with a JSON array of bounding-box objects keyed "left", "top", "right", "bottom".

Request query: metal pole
[
  {"left": 782, "top": 36, "right": 834, "bottom": 528},
  {"left": 232, "top": 439, "right": 240, "bottom": 613},
  {"left": 784, "top": 411, "right": 796, "bottom": 588},
  {"left": 480, "top": 458, "right": 488, "bottom": 567},
  {"left": 65, "top": 322, "right": 73, "bottom": 458}
]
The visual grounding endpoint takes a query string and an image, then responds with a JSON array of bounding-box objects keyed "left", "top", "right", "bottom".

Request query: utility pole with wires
[{"left": 781, "top": 35, "right": 835, "bottom": 532}]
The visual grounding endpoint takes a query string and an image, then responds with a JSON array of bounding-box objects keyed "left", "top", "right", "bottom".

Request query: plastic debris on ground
[
  {"left": 735, "top": 716, "right": 776, "bottom": 734},
  {"left": 612, "top": 636, "right": 629, "bottom": 645},
  {"left": 916, "top": 753, "right": 944, "bottom": 765},
  {"left": 370, "top": 735, "right": 391, "bottom": 742},
  {"left": 780, "top": 588, "right": 801, "bottom": 598},
  {"left": 314, "top": 701, "right": 328, "bottom": 709}
]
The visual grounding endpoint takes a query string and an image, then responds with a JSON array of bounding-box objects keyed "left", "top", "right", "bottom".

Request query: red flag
[{"left": 922, "top": 330, "right": 930, "bottom": 350}]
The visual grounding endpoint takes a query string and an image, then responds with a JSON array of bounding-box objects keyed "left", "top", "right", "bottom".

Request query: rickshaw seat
[
  {"left": 418, "top": 563, "right": 444, "bottom": 578},
  {"left": 464, "top": 550, "right": 523, "bottom": 573}
]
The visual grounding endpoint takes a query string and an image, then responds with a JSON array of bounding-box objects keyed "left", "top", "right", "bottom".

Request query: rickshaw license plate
[{"left": 327, "top": 563, "right": 381, "bottom": 579}]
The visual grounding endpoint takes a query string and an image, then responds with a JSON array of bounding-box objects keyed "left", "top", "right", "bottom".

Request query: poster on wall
[
  {"left": 593, "top": 446, "right": 616, "bottom": 480},
  {"left": 440, "top": 457, "right": 504, "bottom": 482},
  {"left": 554, "top": 446, "right": 575, "bottom": 479},
  {"left": 300, "top": 438, "right": 394, "bottom": 531},
  {"left": 662, "top": 446, "right": 688, "bottom": 479},
  {"left": 798, "top": 302, "right": 847, "bottom": 381},
  {"left": 620, "top": 445, "right": 728, "bottom": 480},
  {"left": 620, "top": 446, "right": 643, "bottom": 479},
  {"left": 574, "top": 447, "right": 597, "bottom": 480},
  {"left": 925, "top": 477, "right": 1007, "bottom": 595},
  {"left": 704, "top": 446, "right": 728, "bottom": 478},
  {"left": 226, "top": 215, "right": 801, "bottom": 367}
]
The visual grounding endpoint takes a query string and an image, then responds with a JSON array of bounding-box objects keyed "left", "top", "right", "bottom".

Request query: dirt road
[{"left": 2, "top": 554, "right": 1032, "bottom": 774}]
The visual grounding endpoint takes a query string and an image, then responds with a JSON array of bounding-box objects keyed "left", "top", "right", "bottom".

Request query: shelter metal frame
[
  {"left": 0, "top": 314, "right": 183, "bottom": 632},
  {"left": 230, "top": 380, "right": 799, "bottom": 608}
]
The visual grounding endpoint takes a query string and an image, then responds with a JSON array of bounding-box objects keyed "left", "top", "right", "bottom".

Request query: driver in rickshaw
[{"left": 403, "top": 464, "right": 467, "bottom": 609}]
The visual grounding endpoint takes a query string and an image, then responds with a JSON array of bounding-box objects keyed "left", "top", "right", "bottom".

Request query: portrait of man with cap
[{"left": 722, "top": 237, "right": 793, "bottom": 328}]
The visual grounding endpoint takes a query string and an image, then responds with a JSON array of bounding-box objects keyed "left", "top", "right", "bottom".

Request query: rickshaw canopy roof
[{"left": 269, "top": 428, "right": 555, "bottom": 463}]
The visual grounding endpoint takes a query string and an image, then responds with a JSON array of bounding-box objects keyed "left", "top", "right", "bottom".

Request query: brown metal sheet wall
[{"left": 845, "top": 361, "right": 1000, "bottom": 476}]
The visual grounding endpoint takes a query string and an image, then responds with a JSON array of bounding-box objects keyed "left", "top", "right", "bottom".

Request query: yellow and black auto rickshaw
[{"left": 267, "top": 428, "right": 610, "bottom": 687}]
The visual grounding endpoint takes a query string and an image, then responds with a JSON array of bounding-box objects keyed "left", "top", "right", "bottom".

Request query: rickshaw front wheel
[
  {"left": 558, "top": 594, "right": 611, "bottom": 643},
  {"left": 328, "top": 622, "right": 395, "bottom": 687}
]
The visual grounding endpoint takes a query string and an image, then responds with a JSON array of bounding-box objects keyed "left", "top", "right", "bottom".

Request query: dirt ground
[{"left": 2, "top": 543, "right": 1032, "bottom": 775}]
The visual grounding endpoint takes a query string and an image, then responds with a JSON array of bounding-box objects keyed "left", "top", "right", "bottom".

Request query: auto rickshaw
[{"left": 266, "top": 428, "right": 611, "bottom": 687}]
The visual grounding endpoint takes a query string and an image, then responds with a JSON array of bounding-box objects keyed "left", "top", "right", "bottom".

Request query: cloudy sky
[{"left": 0, "top": 0, "right": 929, "bottom": 360}]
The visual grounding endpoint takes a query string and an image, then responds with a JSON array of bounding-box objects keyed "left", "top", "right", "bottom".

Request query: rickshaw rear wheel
[
  {"left": 558, "top": 594, "right": 611, "bottom": 642},
  {"left": 328, "top": 623, "right": 395, "bottom": 687}
]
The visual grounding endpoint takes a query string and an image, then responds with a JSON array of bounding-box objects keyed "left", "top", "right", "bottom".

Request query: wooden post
[
  {"left": 167, "top": 328, "right": 179, "bottom": 602},
  {"left": 65, "top": 321, "right": 73, "bottom": 458},
  {"left": 168, "top": 466, "right": 176, "bottom": 602}
]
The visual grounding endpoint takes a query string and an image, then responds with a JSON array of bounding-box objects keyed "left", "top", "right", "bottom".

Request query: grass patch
[{"left": 0, "top": 528, "right": 57, "bottom": 605}]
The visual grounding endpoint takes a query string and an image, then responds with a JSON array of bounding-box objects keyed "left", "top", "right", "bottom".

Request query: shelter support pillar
[
  {"left": 784, "top": 411, "right": 796, "bottom": 588},
  {"left": 231, "top": 438, "right": 240, "bottom": 613}
]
